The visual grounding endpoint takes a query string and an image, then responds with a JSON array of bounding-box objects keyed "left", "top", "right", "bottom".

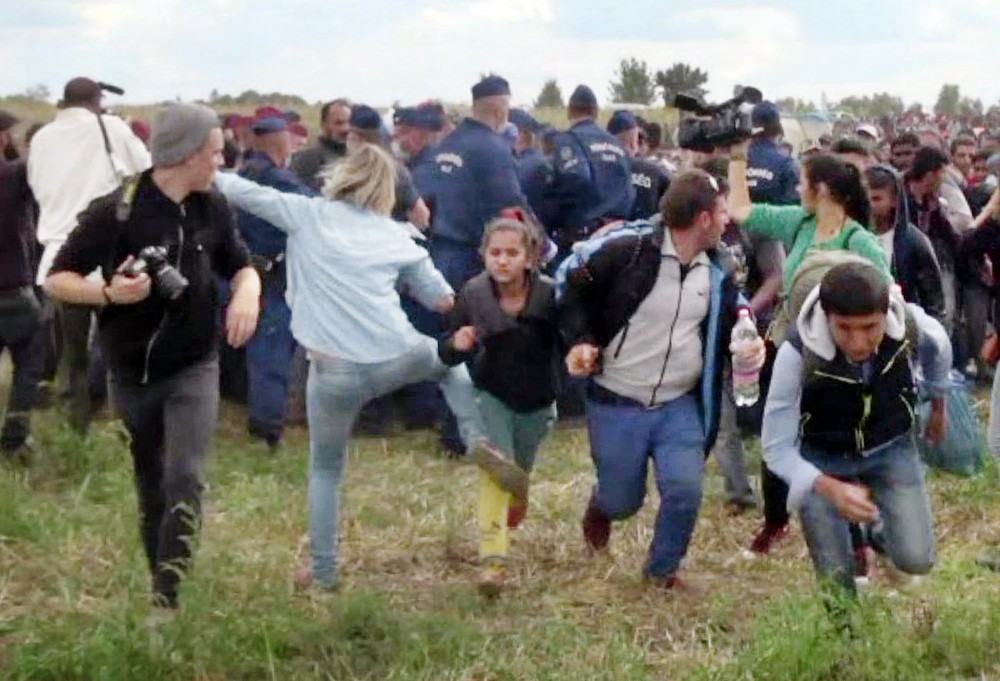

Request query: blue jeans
[
  {"left": 586, "top": 391, "right": 706, "bottom": 577},
  {"left": 306, "top": 337, "right": 484, "bottom": 587},
  {"left": 798, "top": 437, "right": 935, "bottom": 592},
  {"left": 246, "top": 283, "right": 296, "bottom": 440}
]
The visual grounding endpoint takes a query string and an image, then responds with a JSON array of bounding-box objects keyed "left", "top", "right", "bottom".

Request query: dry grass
[{"left": 1, "top": 372, "right": 999, "bottom": 678}]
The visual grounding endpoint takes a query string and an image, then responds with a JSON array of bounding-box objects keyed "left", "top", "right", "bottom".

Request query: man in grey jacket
[{"left": 762, "top": 261, "right": 951, "bottom": 594}]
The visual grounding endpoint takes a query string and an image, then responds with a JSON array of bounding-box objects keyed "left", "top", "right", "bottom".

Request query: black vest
[{"left": 790, "top": 332, "right": 915, "bottom": 454}]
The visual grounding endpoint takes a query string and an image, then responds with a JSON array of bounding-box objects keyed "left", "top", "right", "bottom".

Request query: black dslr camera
[
  {"left": 122, "top": 246, "right": 189, "bottom": 301},
  {"left": 675, "top": 86, "right": 764, "bottom": 152}
]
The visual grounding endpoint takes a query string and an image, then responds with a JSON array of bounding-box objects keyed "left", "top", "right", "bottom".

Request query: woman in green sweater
[{"left": 726, "top": 140, "right": 891, "bottom": 295}]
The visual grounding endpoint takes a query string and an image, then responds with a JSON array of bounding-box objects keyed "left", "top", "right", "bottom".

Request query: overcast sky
[{"left": 4, "top": 0, "right": 999, "bottom": 110}]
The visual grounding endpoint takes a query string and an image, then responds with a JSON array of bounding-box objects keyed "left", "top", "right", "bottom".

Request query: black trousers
[
  {"left": 58, "top": 302, "right": 100, "bottom": 432},
  {"left": 0, "top": 287, "right": 44, "bottom": 452},
  {"left": 110, "top": 357, "right": 219, "bottom": 608}
]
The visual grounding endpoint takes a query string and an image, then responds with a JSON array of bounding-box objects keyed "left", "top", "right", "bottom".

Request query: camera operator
[
  {"left": 746, "top": 102, "right": 800, "bottom": 206},
  {"left": 45, "top": 103, "right": 261, "bottom": 612}
]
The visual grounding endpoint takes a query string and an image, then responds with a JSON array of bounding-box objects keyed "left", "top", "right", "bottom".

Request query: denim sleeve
[
  {"left": 398, "top": 248, "right": 453, "bottom": 311},
  {"left": 762, "top": 342, "right": 823, "bottom": 512},
  {"left": 214, "top": 172, "right": 316, "bottom": 233},
  {"left": 908, "top": 302, "right": 952, "bottom": 398}
]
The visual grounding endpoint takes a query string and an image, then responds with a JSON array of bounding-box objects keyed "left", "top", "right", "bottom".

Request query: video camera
[{"left": 675, "top": 86, "right": 763, "bottom": 152}]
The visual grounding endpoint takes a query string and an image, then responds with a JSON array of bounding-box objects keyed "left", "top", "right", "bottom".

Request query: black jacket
[
  {"left": 50, "top": 170, "right": 251, "bottom": 385},
  {"left": 790, "top": 331, "right": 915, "bottom": 454},
  {"left": 440, "top": 271, "right": 561, "bottom": 413},
  {"left": 559, "top": 225, "right": 741, "bottom": 453}
]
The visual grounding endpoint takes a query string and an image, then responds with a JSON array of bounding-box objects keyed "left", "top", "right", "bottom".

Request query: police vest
[{"left": 790, "top": 331, "right": 915, "bottom": 454}]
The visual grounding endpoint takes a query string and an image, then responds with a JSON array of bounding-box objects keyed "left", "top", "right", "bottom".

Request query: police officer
[
  {"left": 347, "top": 104, "right": 430, "bottom": 229},
  {"left": 746, "top": 101, "right": 799, "bottom": 205},
  {"left": 394, "top": 105, "right": 442, "bottom": 176},
  {"left": 606, "top": 110, "right": 671, "bottom": 221},
  {"left": 508, "top": 108, "right": 555, "bottom": 225},
  {"left": 237, "top": 115, "right": 314, "bottom": 449},
  {"left": 545, "top": 85, "right": 634, "bottom": 253},
  {"left": 423, "top": 75, "right": 525, "bottom": 289},
  {"left": 419, "top": 75, "right": 525, "bottom": 454}
]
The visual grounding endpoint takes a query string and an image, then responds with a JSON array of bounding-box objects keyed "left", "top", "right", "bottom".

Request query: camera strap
[{"left": 96, "top": 112, "right": 124, "bottom": 183}]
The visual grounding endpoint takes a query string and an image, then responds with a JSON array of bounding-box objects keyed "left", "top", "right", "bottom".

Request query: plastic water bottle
[{"left": 732, "top": 308, "right": 760, "bottom": 407}]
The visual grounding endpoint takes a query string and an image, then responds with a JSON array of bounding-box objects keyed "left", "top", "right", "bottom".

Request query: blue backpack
[{"left": 553, "top": 219, "right": 658, "bottom": 301}]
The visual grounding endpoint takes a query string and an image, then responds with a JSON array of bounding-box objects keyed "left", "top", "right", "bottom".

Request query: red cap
[{"left": 289, "top": 122, "right": 309, "bottom": 138}]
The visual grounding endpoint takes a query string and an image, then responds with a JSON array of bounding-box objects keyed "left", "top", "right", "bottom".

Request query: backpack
[
  {"left": 768, "top": 224, "right": 868, "bottom": 344},
  {"left": 553, "top": 219, "right": 658, "bottom": 301}
]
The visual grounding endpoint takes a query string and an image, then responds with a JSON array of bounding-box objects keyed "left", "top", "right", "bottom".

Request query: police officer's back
[
  {"left": 422, "top": 76, "right": 525, "bottom": 287},
  {"left": 508, "top": 109, "right": 555, "bottom": 226},
  {"left": 747, "top": 102, "right": 800, "bottom": 205},
  {"left": 605, "top": 110, "right": 670, "bottom": 221}
]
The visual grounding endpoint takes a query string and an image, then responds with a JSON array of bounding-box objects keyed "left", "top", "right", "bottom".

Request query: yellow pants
[{"left": 477, "top": 472, "right": 511, "bottom": 562}]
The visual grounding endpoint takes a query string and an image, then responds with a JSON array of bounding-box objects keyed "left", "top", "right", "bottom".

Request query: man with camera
[
  {"left": 45, "top": 103, "right": 261, "bottom": 612},
  {"left": 746, "top": 101, "right": 800, "bottom": 206},
  {"left": 28, "top": 77, "right": 152, "bottom": 433}
]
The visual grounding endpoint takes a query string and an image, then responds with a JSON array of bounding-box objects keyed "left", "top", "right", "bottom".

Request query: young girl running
[{"left": 439, "top": 214, "right": 562, "bottom": 595}]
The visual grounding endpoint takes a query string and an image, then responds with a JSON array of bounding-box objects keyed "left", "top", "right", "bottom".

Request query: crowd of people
[{"left": 1, "top": 74, "right": 1000, "bottom": 616}]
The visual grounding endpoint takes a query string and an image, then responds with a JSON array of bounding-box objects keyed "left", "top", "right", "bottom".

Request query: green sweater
[{"left": 743, "top": 204, "right": 891, "bottom": 294}]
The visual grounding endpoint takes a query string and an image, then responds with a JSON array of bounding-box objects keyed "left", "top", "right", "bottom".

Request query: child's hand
[{"left": 452, "top": 325, "right": 478, "bottom": 352}]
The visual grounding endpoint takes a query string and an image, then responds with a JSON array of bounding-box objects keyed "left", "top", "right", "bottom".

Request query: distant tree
[
  {"left": 23, "top": 84, "right": 50, "bottom": 102},
  {"left": 833, "top": 92, "right": 904, "bottom": 119},
  {"left": 209, "top": 88, "right": 220, "bottom": 103},
  {"left": 534, "top": 79, "right": 564, "bottom": 109},
  {"left": 654, "top": 63, "right": 709, "bottom": 107},
  {"left": 906, "top": 102, "right": 925, "bottom": 117},
  {"left": 608, "top": 57, "right": 656, "bottom": 105},
  {"left": 934, "top": 84, "right": 961, "bottom": 117},
  {"left": 958, "top": 97, "right": 984, "bottom": 118},
  {"left": 775, "top": 97, "right": 816, "bottom": 114}
]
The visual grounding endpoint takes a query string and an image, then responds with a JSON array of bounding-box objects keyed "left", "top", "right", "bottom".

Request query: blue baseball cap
[
  {"left": 394, "top": 106, "right": 443, "bottom": 131},
  {"left": 607, "top": 110, "right": 638, "bottom": 135},
  {"left": 251, "top": 116, "right": 289, "bottom": 135},
  {"left": 508, "top": 108, "right": 541, "bottom": 134},
  {"left": 751, "top": 101, "right": 782, "bottom": 135},
  {"left": 350, "top": 104, "right": 382, "bottom": 131}
]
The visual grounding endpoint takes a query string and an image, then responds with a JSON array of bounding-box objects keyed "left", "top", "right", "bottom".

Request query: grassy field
[{"left": 1, "top": 389, "right": 999, "bottom": 680}]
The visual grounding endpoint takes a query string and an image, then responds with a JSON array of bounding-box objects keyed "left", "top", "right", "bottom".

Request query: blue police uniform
[
  {"left": 423, "top": 117, "right": 526, "bottom": 288},
  {"left": 517, "top": 147, "right": 555, "bottom": 225},
  {"left": 237, "top": 153, "right": 315, "bottom": 444},
  {"left": 747, "top": 137, "right": 800, "bottom": 205},
  {"left": 629, "top": 156, "right": 671, "bottom": 220},
  {"left": 546, "top": 119, "right": 634, "bottom": 250}
]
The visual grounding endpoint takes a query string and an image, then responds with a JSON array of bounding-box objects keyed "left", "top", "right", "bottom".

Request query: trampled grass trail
[{"left": 1, "top": 396, "right": 999, "bottom": 680}]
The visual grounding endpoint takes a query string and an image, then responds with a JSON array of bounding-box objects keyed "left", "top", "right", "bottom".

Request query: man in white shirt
[{"left": 28, "top": 77, "right": 151, "bottom": 432}]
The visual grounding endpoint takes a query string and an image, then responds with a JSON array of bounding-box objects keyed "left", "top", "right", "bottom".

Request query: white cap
[{"left": 856, "top": 124, "right": 879, "bottom": 142}]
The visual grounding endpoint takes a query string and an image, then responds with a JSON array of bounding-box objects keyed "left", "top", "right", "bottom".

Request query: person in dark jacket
[
  {"left": 439, "top": 215, "right": 560, "bottom": 595},
  {"left": 865, "top": 165, "right": 946, "bottom": 322},
  {"left": 561, "top": 170, "right": 762, "bottom": 592},
  {"left": 763, "top": 261, "right": 950, "bottom": 595},
  {"left": 747, "top": 102, "right": 800, "bottom": 205},
  {"left": 45, "top": 103, "right": 260, "bottom": 612},
  {"left": 605, "top": 110, "right": 671, "bottom": 221},
  {"left": 236, "top": 115, "right": 315, "bottom": 448},
  {"left": 0, "top": 110, "right": 44, "bottom": 459},
  {"left": 290, "top": 98, "right": 350, "bottom": 191},
  {"left": 545, "top": 85, "right": 634, "bottom": 252}
]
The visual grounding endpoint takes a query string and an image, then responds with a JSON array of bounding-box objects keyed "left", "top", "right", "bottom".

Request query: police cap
[
  {"left": 350, "top": 104, "right": 382, "bottom": 131},
  {"left": 607, "top": 110, "right": 638, "bottom": 135},
  {"left": 508, "top": 108, "right": 541, "bottom": 134},
  {"left": 471, "top": 75, "right": 510, "bottom": 100},
  {"left": 568, "top": 85, "right": 598, "bottom": 111}
]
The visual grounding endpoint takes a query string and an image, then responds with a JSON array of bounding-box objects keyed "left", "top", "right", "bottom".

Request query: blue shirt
[
  {"left": 747, "top": 137, "right": 800, "bottom": 205},
  {"left": 546, "top": 119, "right": 635, "bottom": 244},
  {"left": 422, "top": 118, "right": 525, "bottom": 248},
  {"left": 236, "top": 154, "right": 314, "bottom": 256},
  {"left": 214, "top": 172, "right": 452, "bottom": 364}
]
